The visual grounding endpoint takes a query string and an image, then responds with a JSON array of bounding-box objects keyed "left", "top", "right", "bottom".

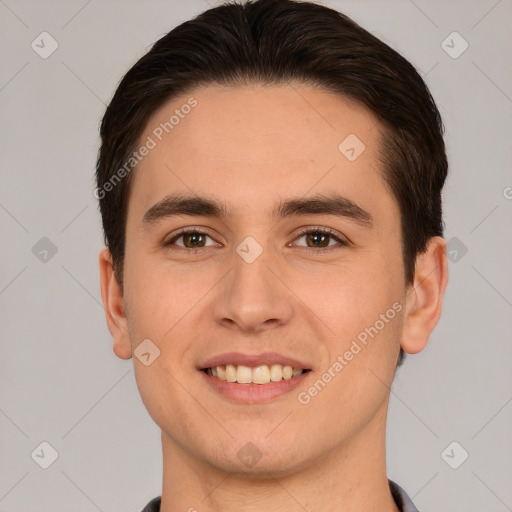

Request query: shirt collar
[{"left": 140, "top": 480, "right": 419, "bottom": 512}]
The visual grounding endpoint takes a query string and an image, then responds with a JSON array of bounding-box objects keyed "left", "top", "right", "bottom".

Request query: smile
[{"left": 204, "top": 364, "right": 309, "bottom": 384}]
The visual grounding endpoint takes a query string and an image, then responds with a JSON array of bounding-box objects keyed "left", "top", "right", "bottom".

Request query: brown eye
[
  {"left": 293, "top": 228, "right": 347, "bottom": 249},
  {"left": 166, "top": 230, "right": 217, "bottom": 249},
  {"left": 181, "top": 232, "right": 207, "bottom": 248},
  {"left": 305, "top": 232, "right": 330, "bottom": 248}
]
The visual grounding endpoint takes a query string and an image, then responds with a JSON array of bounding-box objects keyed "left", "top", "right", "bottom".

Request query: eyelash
[
  {"left": 164, "top": 226, "right": 348, "bottom": 252},
  {"left": 292, "top": 227, "right": 349, "bottom": 251},
  {"left": 164, "top": 227, "right": 219, "bottom": 252}
]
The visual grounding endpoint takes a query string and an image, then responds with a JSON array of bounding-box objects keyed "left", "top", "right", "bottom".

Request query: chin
[{"left": 206, "top": 442, "right": 313, "bottom": 479}]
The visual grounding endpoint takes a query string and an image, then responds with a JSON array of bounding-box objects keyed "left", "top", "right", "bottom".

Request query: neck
[{"left": 159, "top": 400, "right": 399, "bottom": 512}]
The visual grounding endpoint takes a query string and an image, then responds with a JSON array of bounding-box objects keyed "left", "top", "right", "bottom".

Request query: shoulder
[
  {"left": 389, "top": 479, "right": 420, "bottom": 512},
  {"left": 140, "top": 496, "right": 161, "bottom": 512}
]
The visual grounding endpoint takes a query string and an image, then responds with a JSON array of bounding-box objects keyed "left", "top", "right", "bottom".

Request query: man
[{"left": 96, "top": 0, "right": 448, "bottom": 510}]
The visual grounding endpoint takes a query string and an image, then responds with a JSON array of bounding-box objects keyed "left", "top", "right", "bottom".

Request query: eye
[
  {"left": 292, "top": 227, "right": 348, "bottom": 250},
  {"left": 165, "top": 228, "right": 218, "bottom": 249}
]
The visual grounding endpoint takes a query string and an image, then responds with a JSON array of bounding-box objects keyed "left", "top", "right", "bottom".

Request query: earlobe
[
  {"left": 98, "top": 247, "right": 132, "bottom": 360},
  {"left": 401, "top": 236, "right": 449, "bottom": 354}
]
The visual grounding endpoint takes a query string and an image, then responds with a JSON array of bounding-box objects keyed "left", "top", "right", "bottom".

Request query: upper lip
[{"left": 200, "top": 351, "right": 311, "bottom": 370}]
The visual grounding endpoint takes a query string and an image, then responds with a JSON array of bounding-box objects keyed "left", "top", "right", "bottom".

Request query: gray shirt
[{"left": 140, "top": 479, "right": 419, "bottom": 511}]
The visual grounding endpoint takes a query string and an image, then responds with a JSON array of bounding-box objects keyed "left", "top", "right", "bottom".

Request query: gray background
[{"left": 1, "top": 0, "right": 511, "bottom": 511}]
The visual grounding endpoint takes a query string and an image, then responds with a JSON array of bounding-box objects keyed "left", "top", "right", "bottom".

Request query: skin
[{"left": 99, "top": 84, "right": 448, "bottom": 512}]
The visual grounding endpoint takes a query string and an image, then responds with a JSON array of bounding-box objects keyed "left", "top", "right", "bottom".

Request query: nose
[{"left": 213, "top": 246, "right": 294, "bottom": 334}]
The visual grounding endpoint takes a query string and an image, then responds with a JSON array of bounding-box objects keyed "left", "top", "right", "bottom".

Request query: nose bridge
[{"left": 214, "top": 239, "right": 293, "bottom": 332}]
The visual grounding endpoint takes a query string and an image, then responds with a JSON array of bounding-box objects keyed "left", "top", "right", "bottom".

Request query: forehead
[
  {"left": 129, "top": 84, "right": 394, "bottom": 222},
  {"left": 143, "top": 83, "right": 378, "bottom": 160}
]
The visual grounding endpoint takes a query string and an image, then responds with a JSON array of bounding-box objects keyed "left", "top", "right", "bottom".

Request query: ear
[
  {"left": 401, "top": 236, "right": 449, "bottom": 354},
  {"left": 99, "top": 247, "right": 132, "bottom": 360}
]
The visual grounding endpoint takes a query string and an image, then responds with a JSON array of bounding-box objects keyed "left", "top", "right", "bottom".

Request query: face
[{"left": 103, "top": 84, "right": 423, "bottom": 476}]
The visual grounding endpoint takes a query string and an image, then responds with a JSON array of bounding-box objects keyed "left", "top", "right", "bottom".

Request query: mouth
[
  {"left": 202, "top": 364, "right": 311, "bottom": 385},
  {"left": 199, "top": 352, "right": 312, "bottom": 403}
]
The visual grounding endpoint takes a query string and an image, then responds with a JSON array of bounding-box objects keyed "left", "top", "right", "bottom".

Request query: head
[{"left": 97, "top": 0, "right": 448, "bottom": 477}]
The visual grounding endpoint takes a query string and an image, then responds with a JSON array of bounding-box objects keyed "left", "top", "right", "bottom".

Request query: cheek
[
  {"left": 123, "top": 248, "right": 199, "bottom": 339},
  {"left": 132, "top": 356, "right": 208, "bottom": 451},
  {"left": 124, "top": 263, "right": 206, "bottom": 434},
  {"left": 291, "top": 253, "right": 402, "bottom": 347},
  {"left": 291, "top": 277, "right": 403, "bottom": 444}
]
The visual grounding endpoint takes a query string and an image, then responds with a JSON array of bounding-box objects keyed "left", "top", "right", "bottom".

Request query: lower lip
[{"left": 200, "top": 370, "right": 311, "bottom": 404}]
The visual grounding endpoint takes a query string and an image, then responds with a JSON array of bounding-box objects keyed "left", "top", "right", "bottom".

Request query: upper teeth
[{"left": 206, "top": 364, "right": 304, "bottom": 384}]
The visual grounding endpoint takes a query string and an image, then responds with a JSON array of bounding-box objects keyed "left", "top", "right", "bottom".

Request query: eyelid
[
  {"left": 164, "top": 226, "right": 349, "bottom": 250},
  {"left": 290, "top": 226, "right": 349, "bottom": 249},
  {"left": 164, "top": 226, "right": 219, "bottom": 248}
]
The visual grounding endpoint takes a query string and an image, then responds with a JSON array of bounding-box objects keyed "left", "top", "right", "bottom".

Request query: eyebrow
[
  {"left": 142, "top": 193, "right": 373, "bottom": 228},
  {"left": 142, "top": 194, "right": 227, "bottom": 226}
]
